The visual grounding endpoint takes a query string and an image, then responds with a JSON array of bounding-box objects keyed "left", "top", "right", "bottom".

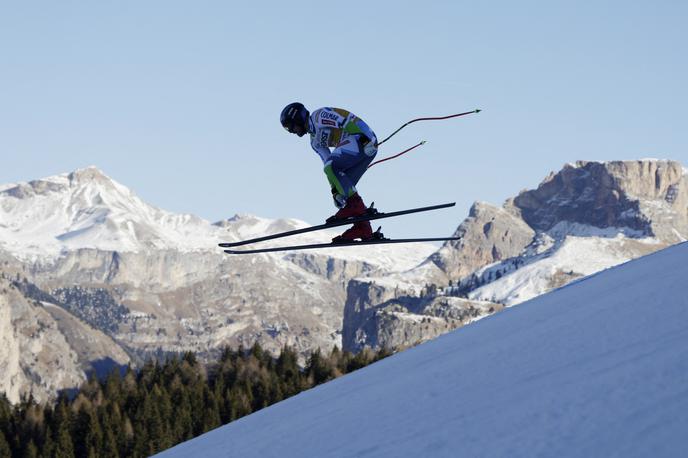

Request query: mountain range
[
  {"left": 1, "top": 159, "right": 686, "bottom": 403},
  {"left": 0, "top": 166, "right": 434, "bottom": 402}
]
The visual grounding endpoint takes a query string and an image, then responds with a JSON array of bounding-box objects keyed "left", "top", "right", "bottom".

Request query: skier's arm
[
  {"left": 310, "top": 126, "right": 342, "bottom": 196},
  {"left": 310, "top": 126, "right": 332, "bottom": 164}
]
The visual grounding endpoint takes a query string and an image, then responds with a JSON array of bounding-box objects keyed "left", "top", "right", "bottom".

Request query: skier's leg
[
  {"left": 327, "top": 136, "right": 377, "bottom": 240},
  {"left": 326, "top": 139, "right": 362, "bottom": 198},
  {"left": 328, "top": 135, "right": 377, "bottom": 196},
  {"left": 346, "top": 140, "right": 377, "bottom": 188}
]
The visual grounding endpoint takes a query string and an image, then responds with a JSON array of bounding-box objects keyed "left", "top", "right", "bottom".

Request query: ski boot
[
  {"left": 326, "top": 193, "right": 368, "bottom": 223},
  {"left": 332, "top": 221, "right": 374, "bottom": 243}
]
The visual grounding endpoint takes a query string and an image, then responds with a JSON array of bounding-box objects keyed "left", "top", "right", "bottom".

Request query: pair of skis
[{"left": 219, "top": 202, "right": 460, "bottom": 254}]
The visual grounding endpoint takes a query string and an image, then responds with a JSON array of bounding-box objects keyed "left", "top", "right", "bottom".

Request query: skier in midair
[{"left": 280, "top": 102, "right": 378, "bottom": 242}]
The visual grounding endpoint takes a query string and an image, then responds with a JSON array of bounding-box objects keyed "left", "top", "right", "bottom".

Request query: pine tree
[
  {"left": 142, "top": 388, "right": 164, "bottom": 454},
  {"left": 269, "top": 378, "right": 284, "bottom": 405},
  {"left": 306, "top": 349, "right": 334, "bottom": 385},
  {"left": 155, "top": 385, "right": 175, "bottom": 451},
  {"left": 276, "top": 346, "right": 300, "bottom": 396},
  {"left": 104, "top": 369, "right": 123, "bottom": 403},
  {"left": 85, "top": 408, "right": 103, "bottom": 458},
  {"left": 188, "top": 382, "right": 206, "bottom": 436},
  {"left": 0, "top": 395, "right": 10, "bottom": 432},
  {"left": 250, "top": 342, "right": 265, "bottom": 362},
  {"left": 53, "top": 400, "right": 75, "bottom": 458},
  {"left": 121, "top": 416, "right": 134, "bottom": 456},
  {"left": 132, "top": 423, "right": 152, "bottom": 458},
  {"left": 348, "top": 347, "right": 374, "bottom": 372},
  {"left": 252, "top": 375, "right": 271, "bottom": 411},
  {"left": 182, "top": 351, "right": 198, "bottom": 369},
  {"left": 100, "top": 422, "right": 119, "bottom": 458},
  {"left": 0, "top": 431, "right": 11, "bottom": 458},
  {"left": 74, "top": 407, "right": 102, "bottom": 458},
  {"left": 171, "top": 391, "right": 193, "bottom": 442},
  {"left": 23, "top": 439, "right": 39, "bottom": 458},
  {"left": 228, "top": 387, "right": 252, "bottom": 421},
  {"left": 54, "top": 423, "right": 75, "bottom": 458},
  {"left": 201, "top": 386, "right": 221, "bottom": 433},
  {"left": 42, "top": 425, "right": 56, "bottom": 458}
]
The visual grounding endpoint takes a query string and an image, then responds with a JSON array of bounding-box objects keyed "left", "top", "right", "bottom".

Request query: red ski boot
[
  {"left": 326, "top": 193, "right": 368, "bottom": 223},
  {"left": 332, "top": 221, "right": 374, "bottom": 242}
]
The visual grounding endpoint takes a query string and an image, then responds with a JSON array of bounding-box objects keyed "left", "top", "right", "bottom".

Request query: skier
[
  {"left": 280, "top": 102, "right": 378, "bottom": 242},
  {"left": 221, "top": 106, "right": 477, "bottom": 253}
]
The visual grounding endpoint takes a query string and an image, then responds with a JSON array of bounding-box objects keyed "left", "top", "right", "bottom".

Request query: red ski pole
[
  {"left": 368, "top": 141, "right": 426, "bottom": 169},
  {"left": 368, "top": 109, "right": 481, "bottom": 168},
  {"left": 375, "top": 109, "right": 481, "bottom": 147}
]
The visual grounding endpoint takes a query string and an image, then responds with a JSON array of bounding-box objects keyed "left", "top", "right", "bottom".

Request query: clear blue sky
[{"left": 1, "top": 1, "right": 687, "bottom": 239}]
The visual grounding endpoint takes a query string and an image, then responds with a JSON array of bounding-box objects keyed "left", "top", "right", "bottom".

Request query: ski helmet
[{"left": 280, "top": 102, "right": 309, "bottom": 133}]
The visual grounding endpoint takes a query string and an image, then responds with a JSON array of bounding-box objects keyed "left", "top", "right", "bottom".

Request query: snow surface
[
  {"left": 158, "top": 242, "right": 688, "bottom": 458},
  {"left": 469, "top": 234, "right": 657, "bottom": 305}
]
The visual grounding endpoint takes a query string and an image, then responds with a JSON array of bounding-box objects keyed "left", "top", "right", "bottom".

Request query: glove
[{"left": 331, "top": 188, "right": 346, "bottom": 209}]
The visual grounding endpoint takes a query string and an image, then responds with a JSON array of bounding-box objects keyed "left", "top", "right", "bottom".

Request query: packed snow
[{"left": 158, "top": 242, "right": 688, "bottom": 458}]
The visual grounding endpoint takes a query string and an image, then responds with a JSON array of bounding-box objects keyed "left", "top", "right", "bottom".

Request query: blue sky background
[{"left": 1, "top": 1, "right": 687, "bottom": 239}]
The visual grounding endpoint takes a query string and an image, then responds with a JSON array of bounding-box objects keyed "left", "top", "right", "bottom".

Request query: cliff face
[
  {"left": 427, "top": 201, "right": 536, "bottom": 282},
  {"left": 343, "top": 277, "right": 502, "bottom": 353},
  {"left": 0, "top": 277, "right": 85, "bottom": 404},
  {"left": 343, "top": 160, "right": 688, "bottom": 352},
  {"left": 513, "top": 160, "right": 688, "bottom": 240},
  {"left": 21, "top": 246, "right": 408, "bottom": 362}
]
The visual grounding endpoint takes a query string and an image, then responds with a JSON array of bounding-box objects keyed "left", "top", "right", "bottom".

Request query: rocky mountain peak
[
  {"left": 513, "top": 159, "right": 687, "bottom": 240},
  {"left": 431, "top": 159, "right": 688, "bottom": 282},
  {"left": 2, "top": 166, "right": 118, "bottom": 200},
  {"left": 67, "top": 165, "right": 112, "bottom": 183},
  {"left": 425, "top": 199, "right": 535, "bottom": 282}
]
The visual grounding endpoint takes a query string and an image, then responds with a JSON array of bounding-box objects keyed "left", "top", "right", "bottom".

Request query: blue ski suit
[{"left": 308, "top": 107, "right": 377, "bottom": 204}]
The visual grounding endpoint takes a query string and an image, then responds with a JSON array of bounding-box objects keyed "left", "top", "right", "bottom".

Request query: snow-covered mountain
[
  {"left": 157, "top": 241, "right": 688, "bottom": 458},
  {"left": 0, "top": 167, "right": 436, "bottom": 401},
  {"left": 0, "top": 167, "right": 215, "bottom": 257},
  {"left": 0, "top": 166, "right": 433, "bottom": 268},
  {"left": 344, "top": 159, "right": 688, "bottom": 352}
]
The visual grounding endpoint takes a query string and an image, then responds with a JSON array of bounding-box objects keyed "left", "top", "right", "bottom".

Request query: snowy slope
[
  {"left": 468, "top": 231, "right": 661, "bottom": 305},
  {"left": 159, "top": 242, "right": 688, "bottom": 458}
]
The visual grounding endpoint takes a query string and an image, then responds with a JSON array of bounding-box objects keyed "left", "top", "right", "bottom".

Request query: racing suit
[{"left": 307, "top": 107, "right": 377, "bottom": 205}]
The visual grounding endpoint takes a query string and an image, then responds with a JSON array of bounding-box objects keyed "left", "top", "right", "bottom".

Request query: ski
[
  {"left": 218, "top": 202, "right": 456, "bottom": 248},
  {"left": 224, "top": 236, "right": 461, "bottom": 255}
]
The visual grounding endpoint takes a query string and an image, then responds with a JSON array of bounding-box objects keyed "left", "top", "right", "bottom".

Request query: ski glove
[{"left": 331, "top": 188, "right": 346, "bottom": 209}]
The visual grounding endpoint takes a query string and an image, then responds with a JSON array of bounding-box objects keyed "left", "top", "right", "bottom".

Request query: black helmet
[{"left": 280, "top": 102, "right": 309, "bottom": 133}]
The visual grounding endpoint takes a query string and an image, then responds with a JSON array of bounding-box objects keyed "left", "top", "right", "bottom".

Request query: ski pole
[
  {"left": 375, "top": 109, "right": 481, "bottom": 147},
  {"left": 368, "top": 141, "right": 426, "bottom": 169}
]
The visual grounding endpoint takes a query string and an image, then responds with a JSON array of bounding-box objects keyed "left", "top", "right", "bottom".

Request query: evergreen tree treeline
[{"left": 0, "top": 344, "right": 390, "bottom": 458}]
